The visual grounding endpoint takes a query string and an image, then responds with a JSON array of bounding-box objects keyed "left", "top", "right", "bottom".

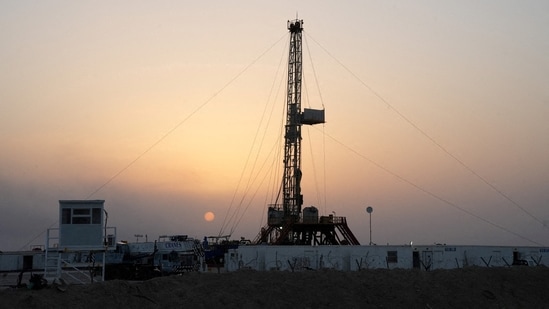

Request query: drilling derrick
[
  {"left": 283, "top": 19, "right": 304, "bottom": 222},
  {"left": 255, "top": 19, "right": 360, "bottom": 246}
]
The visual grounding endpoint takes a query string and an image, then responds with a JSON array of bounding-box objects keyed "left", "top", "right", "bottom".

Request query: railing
[
  {"left": 59, "top": 259, "right": 96, "bottom": 284},
  {"left": 318, "top": 215, "right": 345, "bottom": 224},
  {"left": 44, "top": 227, "right": 110, "bottom": 283}
]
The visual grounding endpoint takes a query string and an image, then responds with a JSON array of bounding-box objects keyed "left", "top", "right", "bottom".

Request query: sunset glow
[{"left": 1, "top": 1, "right": 548, "bottom": 250}]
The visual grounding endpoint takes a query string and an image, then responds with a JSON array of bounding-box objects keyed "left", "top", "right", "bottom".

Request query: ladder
[
  {"left": 44, "top": 228, "right": 61, "bottom": 282},
  {"left": 43, "top": 228, "right": 102, "bottom": 284}
]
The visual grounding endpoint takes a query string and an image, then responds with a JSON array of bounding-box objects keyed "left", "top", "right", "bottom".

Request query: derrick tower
[
  {"left": 283, "top": 19, "right": 305, "bottom": 221},
  {"left": 255, "top": 19, "right": 360, "bottom": 246}
]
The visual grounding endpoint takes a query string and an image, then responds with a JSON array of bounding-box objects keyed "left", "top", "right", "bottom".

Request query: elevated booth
[
  {"left": 44, "top": 200, "right": 116, "bottom": 283},
  {"left": 58, "top": 200, "right": 112, "bottom": 249}
]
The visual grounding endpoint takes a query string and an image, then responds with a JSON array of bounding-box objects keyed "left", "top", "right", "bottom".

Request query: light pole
[{"left": 366, "top": 206, "right": 373, "bottom": 245}]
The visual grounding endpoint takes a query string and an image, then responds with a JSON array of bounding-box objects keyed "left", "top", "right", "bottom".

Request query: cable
[
  {"left": 304, "top": 34, "right": 325, "bottom": 110},
  {"left": 18, "top": 222, "right": 57, "bottom": 251},
  {"left": 218, "top": 35, "right": 289, "bottom": 237},
  {"left": 304, "top": 31, "right": 548, "bottom": 232},
  {"left": 19, "top": 33, "right": 289, "bottom": 250},
  {"left": 320, "top": 129, "right": 544, "bottom": 246},
  {"left": 303, "top": 33, "right": 328, "bottom": 213},
  {"left": 87, "top": 33, "right": 288, "bottom": 200}
]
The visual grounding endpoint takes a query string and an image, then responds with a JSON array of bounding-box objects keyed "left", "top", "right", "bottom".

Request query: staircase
[
  {"left": 334, "top": 217, "right": 360, "bottom": 245},
  {"left": 44, "top": 228, "right": 61, "bottom": 282},
  {"left": 43, "top": 228, "right": 101, "bottom": 284}
]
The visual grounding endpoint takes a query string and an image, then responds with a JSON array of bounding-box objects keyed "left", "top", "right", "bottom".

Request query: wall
[{"left": 226, "top": 245, "right": 549, "bottom": 272}]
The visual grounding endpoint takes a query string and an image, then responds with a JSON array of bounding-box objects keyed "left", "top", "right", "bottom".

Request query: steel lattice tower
[
  {"left": 254, "top": 19, "right": 359, "bottom": 246},
  {"left": 283, "top": 19, "right": 304, "bottom": 221}
]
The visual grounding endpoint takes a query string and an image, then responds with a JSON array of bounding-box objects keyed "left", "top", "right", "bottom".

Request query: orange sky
[{"left": 1, "top": 1, "right": 548, "bottom": 250}]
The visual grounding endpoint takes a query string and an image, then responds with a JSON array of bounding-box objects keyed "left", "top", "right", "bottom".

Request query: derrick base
[{"left": 258, "top": 206, "right": 360, "bottom": 245}]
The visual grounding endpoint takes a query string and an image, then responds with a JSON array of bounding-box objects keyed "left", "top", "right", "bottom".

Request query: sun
[{"left": 204, "top": 211, "right": 215, "bottom": 222}]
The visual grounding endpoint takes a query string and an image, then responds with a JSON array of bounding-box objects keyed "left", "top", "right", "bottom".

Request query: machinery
[
  {"left": 105, "top": 235, "right": 204, "bottom": 280},
  {"left": 254, "top": 20, "right": 360, "bottom": 246}
]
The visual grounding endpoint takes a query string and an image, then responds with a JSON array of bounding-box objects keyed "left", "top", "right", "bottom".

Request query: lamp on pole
[{"left": 366, "top": 206, "right": 373, "bottom": 245}]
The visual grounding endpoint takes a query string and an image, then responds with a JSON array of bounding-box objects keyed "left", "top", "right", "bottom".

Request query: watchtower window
[
  {"left": 61, "top": 207, "right": 102, "bottom": 225},
  {"left": 62, "top": 208, "right": 71, "bottom": 224},
  {"left": 92, "top": 208, "right": 102, "bottom": 224},
  {"left": 73, "top": 209, "right": 90, "bottom": 215},
  {"left": 72, "top": 216, "right": 90, "bottom": 224}
]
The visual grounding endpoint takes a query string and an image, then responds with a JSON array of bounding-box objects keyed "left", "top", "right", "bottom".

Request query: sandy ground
[{"left": 1, "top": 267, "right": 549, "bottom": 308}]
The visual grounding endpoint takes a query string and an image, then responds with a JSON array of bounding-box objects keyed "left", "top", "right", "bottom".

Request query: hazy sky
[{"left": 1, "top": 1, "right": 548, "bottom": 251}]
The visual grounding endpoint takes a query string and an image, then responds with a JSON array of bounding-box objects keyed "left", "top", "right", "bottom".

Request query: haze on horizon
[{"left": 1, "top": 1, "right": 548, "bottom": 251}]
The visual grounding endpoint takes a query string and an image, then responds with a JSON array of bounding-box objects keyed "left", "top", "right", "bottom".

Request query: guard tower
[
  {"left": 254, "top": 20, "right": 360, "bottom": 246},
  {"left": 59, "top": 200, "right": 107, "bottom": 249},
  {"left": 44, "top": 200, "right": 116, "bottom": 283}
]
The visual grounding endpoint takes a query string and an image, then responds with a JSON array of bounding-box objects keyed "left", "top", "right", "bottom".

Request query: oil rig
[{"left": 254, "top": 19, "right": 359, "bottom": 246}]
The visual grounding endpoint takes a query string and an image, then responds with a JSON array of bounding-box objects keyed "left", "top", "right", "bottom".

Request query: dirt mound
[{"left": 2, "top": 267, "right": 548, "bottom": 308}]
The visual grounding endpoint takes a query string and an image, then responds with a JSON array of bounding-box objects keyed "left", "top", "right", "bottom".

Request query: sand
[{"left": 2, "top": 267, "right": 549, "bottom": 308}]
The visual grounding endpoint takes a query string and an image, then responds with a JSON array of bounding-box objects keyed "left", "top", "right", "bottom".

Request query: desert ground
[{"left": 2, "top": 267, "right": 549, "bottom": 308}]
